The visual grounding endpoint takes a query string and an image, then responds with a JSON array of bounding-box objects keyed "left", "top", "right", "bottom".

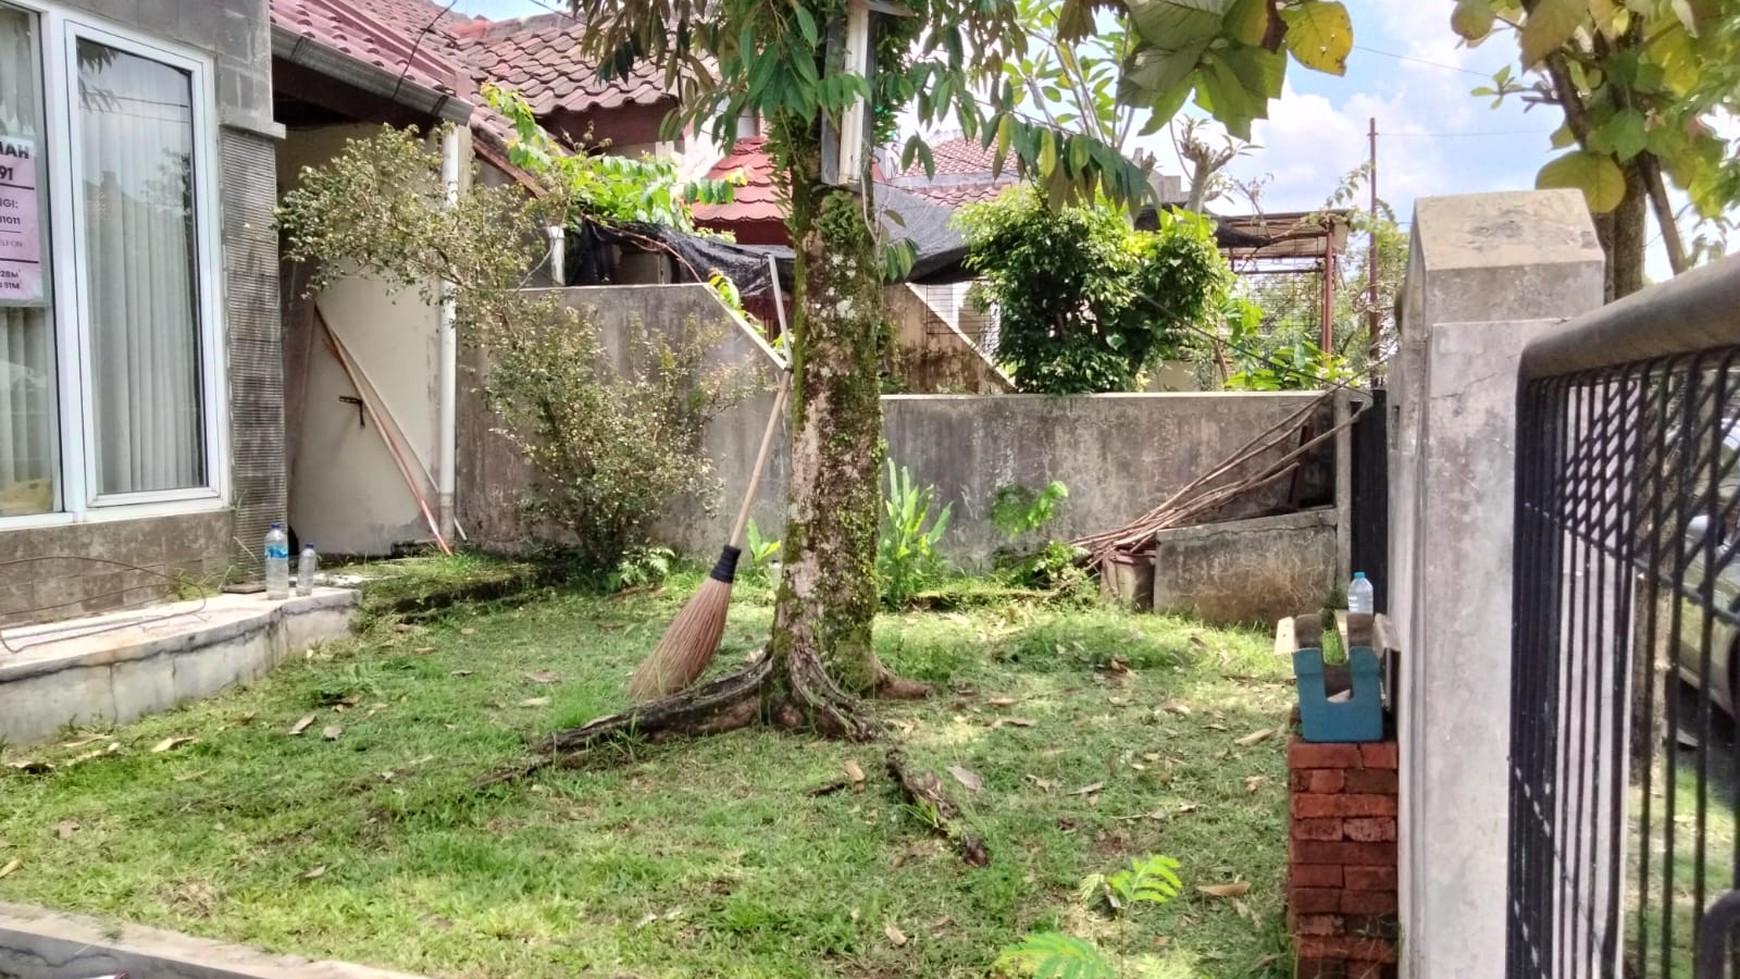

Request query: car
[{"left": 1673, "top": 419, "right": 1740, "bottom": 716}]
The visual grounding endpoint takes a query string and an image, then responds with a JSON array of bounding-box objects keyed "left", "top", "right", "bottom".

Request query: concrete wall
[
  {"left": 278, "top": 125, "right": 450, "bottom": 556},
  {"left": 1389, "top": 190, "right": 1605, "bottom": 979},
  {"left": 0, "top": 0, "right": 281, "bottom": 624},
  {"left": 1151, "top": 508, "right": 1337, "bottom": 625},
  {"left": 885, "top": 285, "right": 1013, "bottom": 394}
]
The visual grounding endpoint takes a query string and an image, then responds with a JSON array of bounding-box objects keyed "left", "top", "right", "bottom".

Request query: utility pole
[{"left": 1367, "top": 117, "right": 1380, "bottom": 359}]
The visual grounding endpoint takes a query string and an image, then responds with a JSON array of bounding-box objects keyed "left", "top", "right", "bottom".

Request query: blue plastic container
[{"left": 1293, "top": 645, "right": 1384, "bottom": 743}]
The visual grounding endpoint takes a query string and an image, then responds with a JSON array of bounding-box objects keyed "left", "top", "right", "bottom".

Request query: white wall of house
[{"left": 277, "top": 123, "right": 447, "bottom": 555}]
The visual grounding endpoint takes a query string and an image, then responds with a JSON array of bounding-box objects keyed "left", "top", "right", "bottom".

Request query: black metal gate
[
  {"left": 1351, "top": 387, "right": 1389, "bottom": 612},
  {"left": 1508, "top": 257, "right": 1740, "bottom": 979}
]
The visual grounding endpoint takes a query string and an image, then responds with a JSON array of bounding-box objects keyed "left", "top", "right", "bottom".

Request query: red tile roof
[
  {"left": 271, "top": 0, "right": 467, "bottom": 95},
  {"left": 898, "top": 134, "right": 1001, "bottom": 179},
  {"left": 907, "top": 180, "right": 1019, "bottom": 208},
  {"left": 693, "top": 137, "right": 785, "bottom": 232},
  {"left": 456, "top": 15, "right": 672, "bottom": 117}
]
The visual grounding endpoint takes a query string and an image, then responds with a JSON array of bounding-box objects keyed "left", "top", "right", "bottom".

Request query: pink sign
[{"left": 0, "top": 135, "right": 44, "bottom": 305}]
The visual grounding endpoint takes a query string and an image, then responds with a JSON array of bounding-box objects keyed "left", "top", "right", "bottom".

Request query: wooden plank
[{"left": 1274, "top": 616, "right": 1296, "bottom": 657}]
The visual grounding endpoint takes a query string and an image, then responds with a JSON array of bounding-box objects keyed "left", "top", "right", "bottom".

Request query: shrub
[
  {"left": 956, "top": 187, "right": 1230, "bottom": 394},
  {"left": 879, "top": 460, "right": 952, "bottom": 607}
]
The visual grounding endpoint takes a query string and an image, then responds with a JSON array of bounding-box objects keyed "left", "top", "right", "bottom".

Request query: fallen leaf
[
  {"left": 518, "top": 697, "right": 551, "bottom": 708},
  {"left": 0, "top": 858, "right": 19, "bottom": 878},
  {"left": 1244, "top": 776, "right": 1268, "bottom": 795},
  {"left": 449, "top": 669, "right": 473, "bottom": 677},
  {"left": 1142, "top": 752, "right": 1163, "bottom": 762},
  {"left": 1196, "top": 882, "right": 1251, "bottom": 898},
  {"left": 1252, "top": 953, "right": 1278, "bottom": 969},
  {"left": 60, "top": 733, "right": 105, "bottom": 749},
  {"left": 460, "top": 627, "right": 477, "bottom": 636},
  {"left": 9, "top": 760, "right": 52, "bottom": 774},
  {"left": 994, "top": 717, "right": 1038, "bottom": 729},
  {"left": 55, "top": 820, "right": 78, "bottom": 840},
  {"left": 321, "top": 725, "right": 342, "bottom": 741},
  {"left": 1178, "top": 801, "right": 1199, "bottom": 813},
  {"left": 1024, "top": 775, "right": 1054, "bottom": 791},
  {"left": 947, "top": 766, "right": 984, "bottom": 792},
  {"left": 151, "top": 736, "right": 197, "bottom": 754},
  {"left": 1205, "top": 723, "right": 1229, "bottom": 732},
  {"left": 634, "top": 912, "right": 660, "bottom": 929},
  {"left": 1072, "top": 782, "right": 1105, "bottom": 796},
  {"left": 525, "top": 671, "right": 561, "bottom": 684},
  {"left": 1234, "top": 729, "right": 1273, "bottom": 747},
  {"left": 379, "top": 771, "right": 396, "bottom": 781},
  {"left": 413, "top": 646, "right": 436, "bottom": 654},
  {"left": 884, "top": 924, "right": 908, "bottom": 947},
  {"left": 1107, "top": 696, "right": 1131, "bottom": 707},
  {"left": 1188, "top": 635, "right": 1208, "bottom": 651},
  {"left": 289, "top": 714, "right": 316, "bottom": 736},
  {"left": 298, "top": 865, "right": 327, "bottom": 881},
  {"left": 928, "top": 914, "right": 953, "bottom": 930},
  {"left": 174, "top": 769, "right": 210, "bottom": 783},
  {"left": 986, "top": 697, "right": 1018, "bottom": 708},
  {"left": 845, "top": 760, "right": 866, "bottom": 785}
]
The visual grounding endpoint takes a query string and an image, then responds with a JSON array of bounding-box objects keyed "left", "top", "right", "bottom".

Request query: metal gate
[
  {"left": 1507, "top": 255, "right": 1740, "bottom": 979},
  {"left": 1351, "top": 387, "right": 1389, "bottom": 612}
]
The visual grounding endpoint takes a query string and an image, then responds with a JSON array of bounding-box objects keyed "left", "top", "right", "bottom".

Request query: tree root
[{"left": 886, "top": 748, "right": 990, "bottom": 867}]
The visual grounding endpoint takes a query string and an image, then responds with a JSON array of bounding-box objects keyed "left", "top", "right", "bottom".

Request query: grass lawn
[{"left": 0, "top": 566, "right": 1296, "bottom": 979}]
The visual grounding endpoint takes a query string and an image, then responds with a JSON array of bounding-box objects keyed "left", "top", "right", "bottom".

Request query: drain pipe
[{"left": 437, "top": 126, "right": 461, "bottom": 544}]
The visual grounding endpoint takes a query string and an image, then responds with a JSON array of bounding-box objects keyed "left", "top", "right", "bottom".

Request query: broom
[{"left": 629, "top": 257, "right": 793, "bottom": 702}]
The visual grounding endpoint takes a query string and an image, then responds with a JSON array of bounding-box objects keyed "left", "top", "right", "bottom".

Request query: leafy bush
[
  {"left": 995, "top": 932, "right": 1115, "bottom": 979},
  {"left": 1079, "top": 854, "right": 1183, "bottom": 916},
  {"left": 879, "top": 460, "right": 952, "bottom": 607},
  {"left": 743, "top": 518, "right": 782, "bottom": 574},
  {"left": 990, "top": 480, "right": 1070, "bottom": 544},
  {"left": 956, "top": 187, "right": 1231, "bottom": 394}
]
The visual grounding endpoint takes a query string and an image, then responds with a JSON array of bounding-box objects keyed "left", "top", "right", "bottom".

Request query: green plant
[
  {"left": 878, "top": 460, "right": 953, "bottom": 608},
  {"left": 956, "top": 190, "right": 1230, "bottom": 394},
  {"left": 995, "top": 932, "right": 1116, "bottom": 979},
  {"left": 1006, "top": 540, "right": 1092, "bottom": 597},
  {"left": 610, "top": 546, "right": 676, "bottom": 592},
  {"left": 1078, "top": 853, "right": 1184, "bottom": 916},
  {"left": 744, "top": 518, "right": 781, "bottom": 573},
  {"left": 990, "top": 481, "right": 1070, "bottom": 545}
]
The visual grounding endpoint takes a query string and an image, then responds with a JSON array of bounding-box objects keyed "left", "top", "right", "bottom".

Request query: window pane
[
  {"left": 0, "top": 2, "right": 56, "bottom": 516},
  {"left": 78, "top": 38, "right": 204, "bottom": 496}
]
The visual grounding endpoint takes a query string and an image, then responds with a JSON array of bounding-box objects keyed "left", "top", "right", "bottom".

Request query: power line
[
  {"left": 1384, "top": 129, "right": 1553, "bottom": 138},
  {"left": 1352, "top": 44, "right": 1491, "bottom": 78}
]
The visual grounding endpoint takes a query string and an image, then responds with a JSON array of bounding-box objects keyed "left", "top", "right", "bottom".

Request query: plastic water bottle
[
  {"left": 1348, "top": 571, "right": 1375, "bottom": 616},
  {"left": 264, "top": 522, "right": 290, "bottom": 600},
  {"left": 297, "top": 543, "right": 318, "bottom": 597}
]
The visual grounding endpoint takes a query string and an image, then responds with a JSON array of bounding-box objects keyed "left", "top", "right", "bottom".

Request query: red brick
[
  {"left": 1293, "top": 913, "right": 1345, "bottom": 936},
  {"left": 1343, "top": 769, "right": 1398, "bottom": 794},
  {"left": 1344, "top": 866, "right": 1398, "bottom": 891},
  {"left": 1294, "top": 794, "right": 1399, "bottom": 819},
  {"left": 1296, "top": 957, "right": 1347, "bottom": 979},
  {"left": 1341, "top": 890, "right": 1399, "bottom": 915},
  {"left": 1344, "top": 915, "right": 1399, "bottom": 939},
  {"left": 1290, "top": 740, "right": 1364, "bottom": 769},
  {"left": 1294, "top": 817, "right": 1345, "bottom": 840},
  {"left": 1359, "top": 742, "right": 1398, "bottom": 769},
  {"left": 1311, "top": 769, "right": 1349, "bottom": 793},
  {"left": 1347, "top": 961, "right": 1388, "bottom": 979},
  {"left": 1292, "top": 864, "right": 1344, "bottom": 888},
  {"left": 1290, "top": 886, "right": 1343, "bottom": 913},
  {"left": 1344, "top": 818, "right": 1397, "bottom": 842},
  {"left": 1301, "top": 937, "right": 1396, "bottom": 962},
  {"left": 1293, "top": 838, "right": 1394, "bottom": 866}
]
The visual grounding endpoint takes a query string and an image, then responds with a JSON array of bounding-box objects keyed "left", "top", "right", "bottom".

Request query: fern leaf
[{"left": 995, "top": 932, "right": 1115, "bottom": 979}]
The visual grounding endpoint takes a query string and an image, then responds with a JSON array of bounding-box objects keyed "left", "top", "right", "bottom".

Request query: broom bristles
[{"left": 629, "top": 545, "right": 741, "bottom": 701}]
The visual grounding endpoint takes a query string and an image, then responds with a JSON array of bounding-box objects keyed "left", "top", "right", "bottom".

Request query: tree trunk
[
  {"left": 1594, "top": 160, "right": 1649, "bottom": 302},
  {"left": 770, "top": 152, "right": 930, "bottom": 701}
]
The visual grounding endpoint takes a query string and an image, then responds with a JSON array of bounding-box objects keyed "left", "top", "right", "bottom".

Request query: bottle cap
[
  {"left": 1353, "top": 571, "right": 1366, "bottom": 579},
  {"left": 270, "top": 521, "right": 282, "bottom": 529}
]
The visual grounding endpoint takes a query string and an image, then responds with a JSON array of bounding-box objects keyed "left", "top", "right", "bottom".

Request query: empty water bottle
[
  {"left": 1348, "top": 571, "right": 1374, "bottom": 616},
  {"left": 264, "top": 522, "right": 290, "bottom": 600},
  {"left": 297, "top": 543, "right": 318, "bottom": 597}
]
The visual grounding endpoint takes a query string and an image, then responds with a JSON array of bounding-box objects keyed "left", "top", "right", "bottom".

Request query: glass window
[
  {"left": 0, "top": 1, "right": 56, "bottom": 516},
  {"left": 77, "top": 37, "right": 205, "bottom": 495}
]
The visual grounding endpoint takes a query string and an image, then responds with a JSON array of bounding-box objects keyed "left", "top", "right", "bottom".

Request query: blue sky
[{"left": 446, "top": 0, "right": 1586, "bottom": 252}]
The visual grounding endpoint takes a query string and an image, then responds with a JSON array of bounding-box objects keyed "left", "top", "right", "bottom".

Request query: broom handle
[
  {"left": 729, "top": 253, "right": 794, "bottom": 549},
  {"left": 730, "top": 371, "right": 788, "bottom": 548}
]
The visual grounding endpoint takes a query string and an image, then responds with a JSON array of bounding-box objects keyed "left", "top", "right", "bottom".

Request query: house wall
[
  {"left": 1, "top": 0, "right": 282, "bottom": 626},
  {"left": 458, "top": 284, "right": 1338, "bottom": 572},
  {"left": 885, "top": 284, "right": 1013, "bottom": 395},
  {"left": 276, "top": 124, "right": 448, "bottom": 556}
]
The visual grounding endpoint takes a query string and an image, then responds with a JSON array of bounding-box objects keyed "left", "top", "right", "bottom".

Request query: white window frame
[{"left": 1, "top": 0, "right": 228, "bottom": 529}]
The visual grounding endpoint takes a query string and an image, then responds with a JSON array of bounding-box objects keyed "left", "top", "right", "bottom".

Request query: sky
[{"left": 444, "top": 0, "right": 1657, "bottom": 270}]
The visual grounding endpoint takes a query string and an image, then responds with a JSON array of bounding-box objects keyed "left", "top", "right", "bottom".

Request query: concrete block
[
  {"left": 2, "top": 663, "right": 116, "bottom": 736},
  {"left": 109, "top": 655, "right": 180, "bottom": 728},
  {"left": 1151, "top": 509, "right": 1337, "bottom": 625}
]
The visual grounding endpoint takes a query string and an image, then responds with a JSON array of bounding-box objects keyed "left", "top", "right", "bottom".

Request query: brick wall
[{"left": 1287, "top": 737, "right": 1400, "bottom": 979}]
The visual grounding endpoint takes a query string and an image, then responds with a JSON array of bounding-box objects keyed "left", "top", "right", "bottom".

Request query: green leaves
[
  {"left": 1450, "top": 0, "right": 1496, "bottom": 42},
  {"left": 879, "top": 460, "right": 952, "bottom": 607},
  {"left": 1536, "top": 150, "right": 1626, "bottom": 213},
  {"left": 1279, "top": 1, "right": 1353, "bottom": 75},
  {"left": 1224, "top": 0, "right": 1271, "bottom": 46},
  {"left": 1519, "top": 0, "right": 1585, "bottom": 68},
  {"left": 994, "top": 933, "right": 1115, "bottom": 979},
  {"left": 1127, "top": 0, "right": 1224, "bottom": 49},
  {"left": 1598, "top": 107, "right": 1647, "bottom": 162}
]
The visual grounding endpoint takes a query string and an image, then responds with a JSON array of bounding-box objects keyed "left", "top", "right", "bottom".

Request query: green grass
[{"left": 1, "top": 581, "right": 1295, "bottom": 979}]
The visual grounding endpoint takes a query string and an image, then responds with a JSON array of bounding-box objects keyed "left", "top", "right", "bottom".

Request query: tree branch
[{"left": 1642, "top": 155, "right": 1690, "bottom": 274}]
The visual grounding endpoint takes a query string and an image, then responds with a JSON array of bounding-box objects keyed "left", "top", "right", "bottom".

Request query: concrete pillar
[{"left": 1389, "top": 190, "right": 1605, "bottom": 979}]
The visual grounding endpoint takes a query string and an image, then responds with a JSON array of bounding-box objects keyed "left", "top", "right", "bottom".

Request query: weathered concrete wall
[
  {"left": 1151, "top": 509, "right": 1337, "bottom": 625},
  {"left": 885, "top": 285, "right": 1013, "bottom": 394},
  {"left": 0, "top": 589, "right": 356, "bottom": 746},
  {"left": 1389, "top": 190, "right": 1605, "bottom": 979},
  {"left": 459, "top": 285, "right": 1340, "bottom": 568},
  {"left": 0, "top": 513, "right": 235, "bottom": 628}
]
